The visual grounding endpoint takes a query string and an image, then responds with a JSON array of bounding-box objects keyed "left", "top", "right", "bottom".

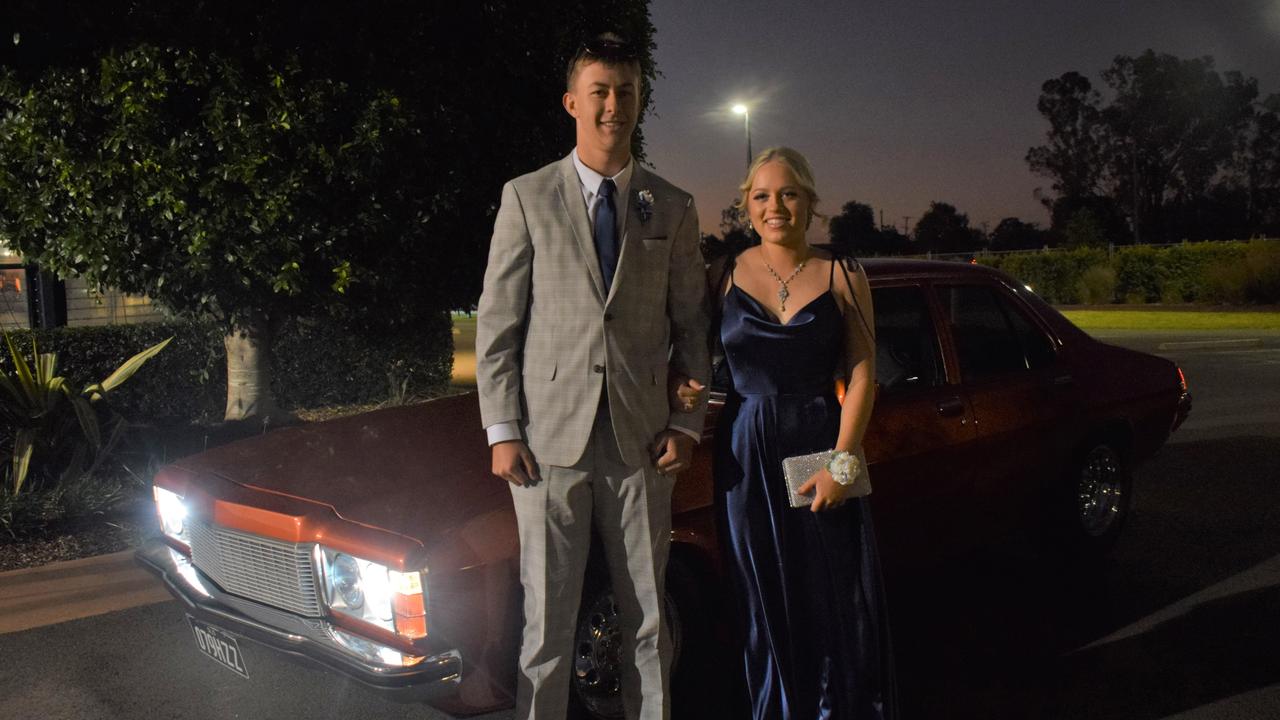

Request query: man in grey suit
[{"left": 475, "top": 34, "right": 710, "bottom": 720}]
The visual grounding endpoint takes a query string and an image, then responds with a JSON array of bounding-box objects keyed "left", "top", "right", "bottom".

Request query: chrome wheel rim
[
  {"left": 572, "top": 590, "right": 682, "bottom": 720},
  {"left": 1077, "top": 445, "right": 1124, "bottom": 537},
  {"left": 573, "top": 593, "right": 623, "bottom": 719}
]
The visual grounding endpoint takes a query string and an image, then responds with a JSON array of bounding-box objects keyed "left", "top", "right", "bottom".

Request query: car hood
[{"left": 172, "top": 393, "right": 504, "bottom": 549}]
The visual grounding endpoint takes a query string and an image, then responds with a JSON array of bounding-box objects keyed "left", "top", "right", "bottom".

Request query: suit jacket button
[
  {"left": 603, "top": 313, "right": 613, "bottom": 322},
  {"left": 593, "top": 364, "right": 605, "bottom": 374}
]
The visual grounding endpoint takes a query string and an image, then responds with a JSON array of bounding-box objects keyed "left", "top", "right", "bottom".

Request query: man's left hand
[{"left": 651, "top": 430, "right": 695, "bottom": 475}]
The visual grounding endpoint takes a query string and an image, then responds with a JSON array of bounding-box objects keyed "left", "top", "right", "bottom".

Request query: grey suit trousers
[{"left": 508, "top": 396, "right": 674, "bottom": 720}]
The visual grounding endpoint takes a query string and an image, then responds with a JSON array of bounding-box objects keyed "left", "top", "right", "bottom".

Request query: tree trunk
[{"left": 223, "top": 316, "right": 280, "bottom": 423}]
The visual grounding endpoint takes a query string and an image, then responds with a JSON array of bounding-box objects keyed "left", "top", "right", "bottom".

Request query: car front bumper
[{"left": 135, "top": 539, "right": 461, "bottom": 701}]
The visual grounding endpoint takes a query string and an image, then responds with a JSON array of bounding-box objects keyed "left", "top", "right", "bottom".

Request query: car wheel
[
  {"left": 1048, "top": 438, "right": 1132, "bottom": 555},
  {"left": 568, "top": 562, "right": 700, "bottom": 720}
]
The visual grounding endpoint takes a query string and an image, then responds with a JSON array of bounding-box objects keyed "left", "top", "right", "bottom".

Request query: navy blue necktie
[{"left": 593, "top": 178, "right": 619, "bottom": 293}]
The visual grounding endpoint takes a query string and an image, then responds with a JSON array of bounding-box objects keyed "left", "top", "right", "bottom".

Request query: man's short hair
[{"left": 565, "top": 32, "right": 642, "bottom": 91}]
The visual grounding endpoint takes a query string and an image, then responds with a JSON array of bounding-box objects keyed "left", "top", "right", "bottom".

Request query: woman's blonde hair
[{"left": 732, "top": 146, "right": 823, "bottom": 228}]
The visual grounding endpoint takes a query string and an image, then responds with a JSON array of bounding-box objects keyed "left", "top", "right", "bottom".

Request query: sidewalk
[{"left": 0, "top": 549, "right": 171, "bottom": 634}]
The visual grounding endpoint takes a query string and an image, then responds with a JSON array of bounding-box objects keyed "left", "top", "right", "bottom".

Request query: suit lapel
[
  {"left": 555, "top": 155, "right": 607, "bottom": 302},
  {"left": 608, "top": 164, "right": 648, "bottom": 305}
]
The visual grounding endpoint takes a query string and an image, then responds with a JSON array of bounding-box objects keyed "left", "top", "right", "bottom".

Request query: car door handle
[{"left": 936, "top": 397, "right": 965, "bottom": 417}]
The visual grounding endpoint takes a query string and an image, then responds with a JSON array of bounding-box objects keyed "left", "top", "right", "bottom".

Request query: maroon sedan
[{"left": 137, "top": 259, "right": 1190, "bottom": 718}]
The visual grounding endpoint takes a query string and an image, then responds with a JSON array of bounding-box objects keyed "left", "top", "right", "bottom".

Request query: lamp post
[{"left": 732, "top": 103, "right": 752, "bottom": 167}]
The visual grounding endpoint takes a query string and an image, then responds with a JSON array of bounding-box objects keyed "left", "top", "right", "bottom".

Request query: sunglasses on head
[{"left": 580, "top": 38, "right": 639, "bottom": 62}]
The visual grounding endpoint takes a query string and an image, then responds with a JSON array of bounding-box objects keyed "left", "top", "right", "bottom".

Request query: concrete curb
[
  {"left": 0, "top": 549, "right": 171, "bottom": 634},
  {"left": 1157, "top": 338, "right": 1263, "bottom": 351}
]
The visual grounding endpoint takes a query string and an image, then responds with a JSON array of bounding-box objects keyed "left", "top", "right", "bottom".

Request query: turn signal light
[{"left": 391, "top": 570, "right": 427, "bottom": 639}]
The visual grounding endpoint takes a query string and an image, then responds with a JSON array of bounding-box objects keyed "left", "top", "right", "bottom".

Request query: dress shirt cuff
[
  {"left": 667, "top": 424, "right": 701, "bottom": 443},
  {"left": 486, "top": 421, "right": 523, "bottom": 446}
]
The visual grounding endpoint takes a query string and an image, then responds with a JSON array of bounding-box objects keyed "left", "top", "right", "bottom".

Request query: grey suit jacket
[{"left": 475, "top": 153, "right": 711, "bottom": 469}]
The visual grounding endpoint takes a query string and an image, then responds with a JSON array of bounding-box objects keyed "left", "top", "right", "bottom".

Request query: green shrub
[
  {"left": 1241, "top": 240, "right": 1280, "bottom": 303},
  {"left": 978, "top": 239, "right": 1279, "bottom": 306},
  {"left": 1202, "top": 240, "right": 1280, "bottom": 304},
  {"left": 0, "top": 323, "right": 226, "bottom": 424},
  {"left": 1155, "top": 241, "right": 1248, "bottom": 302},
  {"left": 0, "top": 332, "right": 169, "bottom": 494},
  {"left": 979, "top": 248, "right": 1104, "bottom": 304},
  {"left": 0, "top": 471, "right": 134, "bottom": 539},
  {"left": 271, "top": 313, "right": 453, "bottom": 409},
  {"left": 1114, "top": 245, "right": 1164, "bottom": 303},
  {"left": 0, "top": 314, "right": 454, "bottom": 424},
  {"left": 1077, "top": 265, "right": 1118, "bottom": 304}
]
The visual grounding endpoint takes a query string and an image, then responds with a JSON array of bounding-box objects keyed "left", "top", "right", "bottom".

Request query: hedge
[
  {"left": 976, "top": 239, "right": 1277, "bottom": 305},
  {"left": 1, "top": 313, "right": 453, "bottom": 424}
]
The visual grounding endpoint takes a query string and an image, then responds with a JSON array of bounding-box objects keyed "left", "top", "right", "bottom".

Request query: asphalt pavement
[{"left": 1, "top": 329, "right": 1276, "bottom": 719}]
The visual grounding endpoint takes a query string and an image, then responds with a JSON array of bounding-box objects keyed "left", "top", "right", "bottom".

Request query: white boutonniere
[{"left": 636, "top": 190, "right": 654, "bottom": 223}]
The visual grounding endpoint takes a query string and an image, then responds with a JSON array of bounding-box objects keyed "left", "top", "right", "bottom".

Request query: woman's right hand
[{"left": 669, "top": 374, "right": 706, "bottom": 413}]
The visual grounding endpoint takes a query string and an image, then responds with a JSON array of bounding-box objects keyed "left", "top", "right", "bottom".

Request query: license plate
[{"left": 187, "top": 616, "right": 250, "bottom": 679}]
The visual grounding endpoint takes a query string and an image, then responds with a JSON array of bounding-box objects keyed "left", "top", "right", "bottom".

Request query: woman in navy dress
[{"left": 678, "top": 147, "right": 896, "bottom": 719}]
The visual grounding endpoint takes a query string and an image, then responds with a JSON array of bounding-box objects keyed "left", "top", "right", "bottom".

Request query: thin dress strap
[{"left": 828, "top": 252, "right": 837, "bottom": 289}]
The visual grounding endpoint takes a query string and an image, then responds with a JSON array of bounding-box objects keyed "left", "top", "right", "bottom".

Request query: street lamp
[{"left": 732, "top": 103, "right": 752, "bottom": 168}]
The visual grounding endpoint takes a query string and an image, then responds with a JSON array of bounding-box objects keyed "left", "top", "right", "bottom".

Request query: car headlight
[
  {"left": 153, "top": 486, "right": 190, "bottom": 548},
  {"left": 330, "top": 553, "right": 364, "bottom": 609},
  {"left": 318, "top": 547, "right": 428, "bottom": 640}
]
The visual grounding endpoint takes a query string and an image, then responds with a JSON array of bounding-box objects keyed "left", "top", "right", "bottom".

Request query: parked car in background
[{"left": 137, "top": 259, "right": 1191, "bottom": 719}]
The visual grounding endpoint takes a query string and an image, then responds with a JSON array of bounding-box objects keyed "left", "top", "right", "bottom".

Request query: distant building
[{"left": 0, "top": 240, "right": 167, "bottom": 330}]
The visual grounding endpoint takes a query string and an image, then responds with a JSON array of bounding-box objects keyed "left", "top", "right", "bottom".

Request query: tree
[
  {"left": 1063, "top": 209, "right": 1108, "bottom": 249},
  {"left": 1230, "top": 93, "right": 1280, "bottom": 234},
  {"left": 827, "top": 201, "right": 878, "bottom": 255},
  {"left": 717, "top": 201, "right": 757, "bottom": 254},
  {"left": 0, "top": 1, "right": 658, "bottom": 421},
  {"left": 1045, "top": 195, "right": 1128, "bottom": 247},
  {"left": 0, "top": 47, "right": 425, "bottom": 420},
  {"left": 1025, "top": 72, "right": 1108, "bottom": 203},
  {"left": 988, "top": 217, "right": 1048, "bottom": 252},
  {"left": 913, "top": 202, "right": 983, "bottom": 255},
  {"left": 1102, "top": 51, "right": 1257, "bottom": 242},
  {"left": 1027, "top": 51, "right": 1266, "bottom": 244},
  {"left": 874, "top": 225, "right": 912, "bottom": 256}
]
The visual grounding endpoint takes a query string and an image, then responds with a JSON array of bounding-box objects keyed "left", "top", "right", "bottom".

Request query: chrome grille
[{"left": 189, "top": 519, "right": 322, "bottom": 617}]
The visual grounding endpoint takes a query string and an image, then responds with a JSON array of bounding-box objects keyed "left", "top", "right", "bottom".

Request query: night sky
[{"left": 641, "top": 0, "right": 1280, "bottom": 238}]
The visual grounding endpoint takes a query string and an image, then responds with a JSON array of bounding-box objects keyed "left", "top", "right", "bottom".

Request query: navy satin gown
[{"left": 713, "top": 264, "right": 897, "bottom": 720}]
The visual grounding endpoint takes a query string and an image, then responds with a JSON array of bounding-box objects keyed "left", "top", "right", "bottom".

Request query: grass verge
[
  {"left": 452, "top": 313, "right": 477, "bottom": 388},
  {"left": 1059, "top": 309, "right": 1280, "bottom": 331}
]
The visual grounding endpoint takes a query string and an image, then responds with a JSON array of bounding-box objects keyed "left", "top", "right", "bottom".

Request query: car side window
[
  {"left": 938, "top": 284, "right": 1055, "bottom": 381},
  {"left": 871, "top": 285, "right": 946, "bottom": 392},
  {"left": 1002, "top": 293, "right": 1057, "bottom": 369}
]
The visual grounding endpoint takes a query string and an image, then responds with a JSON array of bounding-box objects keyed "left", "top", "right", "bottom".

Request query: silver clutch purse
[{"left": 781, "top": 448, "right": 872, "bottom": 508}]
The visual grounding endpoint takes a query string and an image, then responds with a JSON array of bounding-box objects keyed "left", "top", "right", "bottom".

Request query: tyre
[
  {"left": 568, "top": 558, "right": 707, "bottom": 720},
  {"left": 1046, "top": 438, "right": 1132, "bottom": 556}
]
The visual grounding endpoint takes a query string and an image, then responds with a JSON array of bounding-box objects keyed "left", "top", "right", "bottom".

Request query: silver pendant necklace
[{"left": 761, "top": 256, "right": 808, "bottom": 312}]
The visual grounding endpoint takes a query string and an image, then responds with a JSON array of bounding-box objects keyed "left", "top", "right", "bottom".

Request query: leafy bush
[
  {"left": 0, "top": 331, "right": 169, "bottom": 494},
  {"left": 1202, "top": 240, "right": 1280, "bottom": 304},
  {"left": 1, "top": 323, "right": 226, "bottom": 423},
  {"left": 1, "top": 315, "right": 454, "bottom": 424},
  {"left": 271, "top": 313, "right": 454, "bottom": 410},
  {"left": 1114, "top": 245, "right": 1164, "bottom": 303},
  {"left": 1152, "top": 242, "right": 1247, "bottom": 302},
  {"left": 978, "top": 240, "right": 1277, "bottom": 305},
  {"left": 1077, "top": 265, "right": 1118, "bottom": 304},
  {"left": 0, "top": 470, "right": 136, "bottom": 540},
  {"left": 979, "top": 248, "right": 1105, "bottom": 304}
]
